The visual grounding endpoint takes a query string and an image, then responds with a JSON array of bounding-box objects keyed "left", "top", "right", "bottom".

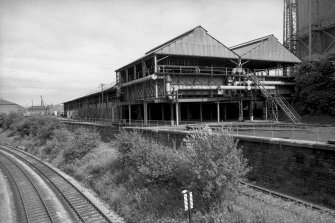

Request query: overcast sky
[{"left": 0, "top": 0, "right": 283, "bottom": 106}]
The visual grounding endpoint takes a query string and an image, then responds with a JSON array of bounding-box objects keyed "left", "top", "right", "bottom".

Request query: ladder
[{"left": 249, "top": 73, "right": 301, "bottom": 124}]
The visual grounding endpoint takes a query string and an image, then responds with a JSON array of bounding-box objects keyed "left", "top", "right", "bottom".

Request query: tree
[{"left": 294, "top": 57, "right": 335, "bottom": 115}]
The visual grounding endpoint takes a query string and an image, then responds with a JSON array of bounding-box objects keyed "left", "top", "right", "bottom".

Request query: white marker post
[{"left": 182, "top": 190, "right": 193, "bottom": 223}]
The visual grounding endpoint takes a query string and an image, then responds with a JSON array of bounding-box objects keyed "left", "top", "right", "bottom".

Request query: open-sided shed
[{"left": 64, "top": 26, "right": 302, "bottom": 125}]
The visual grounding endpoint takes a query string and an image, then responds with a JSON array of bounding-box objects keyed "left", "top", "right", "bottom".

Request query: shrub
[
  {"left": 115, "top": 130, "right": 190, "bottom": 187},
  {"left": 114, "top": 127, "right": 249, "bottom": 218},
  {"left": 9, "top": 116, "right": 64, "bottom": 149},
  {"left": 63, "top": 128, "right": 101, "bottom": 163},
  {"left": 2, "top": 112, "right": 22, "bottom": 130},
  {"left": 41, "top": 128, "right": 73, "bottom": 161},
  {"left": 183, "top": 126, "right": 249, "bottom": 210},
  {"left": 35, "top": 117, "right": 63, "bottom": 143},
  {"left": 0, "top": 113, "right": 7, "bottom": 128}
]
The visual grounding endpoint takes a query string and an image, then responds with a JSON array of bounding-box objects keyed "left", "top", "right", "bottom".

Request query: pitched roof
[
  {"left": 230, "top": 35, "right": 301, "bottom": 64},
  {"left": 0, "top": 98, "right": 16, "bottom": 105},
  {"left": 0, "top": 98, "right": 24, "bottom": 109},
  {"left": 115, "top": 26, "right": 239, "bottom": 72},
  {"left": 146, "top": 26, "right": 239, "bottom": 59}
]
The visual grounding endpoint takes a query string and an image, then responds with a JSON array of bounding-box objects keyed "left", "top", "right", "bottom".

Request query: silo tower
[{"left": 284, "top": 0, "right": 335, "bottom": 60}]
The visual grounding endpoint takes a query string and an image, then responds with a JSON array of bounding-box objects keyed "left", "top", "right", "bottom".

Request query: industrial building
[
  {"left": 25, "top": 106, "right": 48, "bottom": 116},
  {"left": 284, "top": 0, "right": 335, "bottom": 59},
  {"left": 64, "top": 26, "right": 301, "bottom": 126}
]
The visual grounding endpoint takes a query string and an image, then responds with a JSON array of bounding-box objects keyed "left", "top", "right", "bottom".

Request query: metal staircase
[{"left": 249, "top": 73, "right": 301, "bottom": 124}]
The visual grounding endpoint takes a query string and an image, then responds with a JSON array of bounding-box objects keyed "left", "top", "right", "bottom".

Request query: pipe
[
  {"left": 174, "top": 85, "right": 218, "bottom": 90},
  {"left": 219, "top": 85, "right": 276, "bottom": 90},
  {"left": 172, "top": 85, "right": 276, "bottom": 91},
  {"left": 155, "top": 81, "right": 158, "bottom": 98},
  {"left": 233, "top": 81, "right": 295, "bottom": 86},
  {"left": 259, "top": 81, "right": 295, "bottom": 85},
  {"left": 166, "top": 75, "right": 174, "bottom": 100},
  {"left": 165, "top": 82, "right": 277, "bottom": 101},
  {"left": 121, "top": 74, "right": 157, "bottom": 87}
]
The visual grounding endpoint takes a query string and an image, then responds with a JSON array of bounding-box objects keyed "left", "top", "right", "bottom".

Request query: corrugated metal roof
[
  {"left": 147, "top": 26, "right": 239, "bottom": 59},
  {"left": 115, "top": 26, "right": 239, "bottom": 72},
  {"left": 230, "top": 35, "right": 301, "bottom": 63}
]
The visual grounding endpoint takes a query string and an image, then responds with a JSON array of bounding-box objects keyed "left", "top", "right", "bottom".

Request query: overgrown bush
[
  {"left": 41, "top": 128, "right": 73, "bottom": 161},
  {"left": 0, "top": 113, "right": 7, "bottom": 128},
  {"left": 10, "top": 116, "right": 63, "bottom": 141},
  {"left": 183, "top": 126, "right": 249, "bottom": 210},
  {"left": 114, "top": 127, "right": 249, "bottom": 219},
  {"left": 63, "top": 128, "right": 101, "bottom": 163},
  {"left": 11, "top": 116, "right": 41, "bottom": 137},
  {"left": 35, "top": 117, "right": 63, "bottom": 143},
  {"left": 2, "top": 112, "right": 22, "bottom": 130},
  {"left": 115, "top": 130, "right": 189, "bottom": 187}
]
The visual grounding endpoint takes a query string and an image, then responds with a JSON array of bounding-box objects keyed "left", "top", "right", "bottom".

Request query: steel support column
[
  {"left": 217, "top": 101, "right": 220, "bottom": 123},
  {"left": 111, "top": 106, "right": 115, "bottom": 122},
  {"left": 224, "top": 103, "right": 227, "bottom": 121},
  {"left": 264, "top": 101, "right": 268, "bottom": 120},
  {"left": 170, "top": 103, "right": 174, "bottom": 126},
  {"left": 128, "top": 104, "right": 131, "bottom": 125},
  {"left": 161, "top": 104, "right": 165, "bottom": 121},
  {"left": 200, "top": 103, "right": 203, "bottom": 122},
  {"left": 176, "top": 102, "right": 180, "bottom": 126},
  {"left": 239, "top": 100, "right": 243, "bottom": 121},
  {"left": 250, "top": 100, "right": 254, "bottom": 121},
  {"left": 144, "top": 102, "right": 148, "bottom": 126}
]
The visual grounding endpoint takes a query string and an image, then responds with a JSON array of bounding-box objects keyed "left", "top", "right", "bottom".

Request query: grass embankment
[{"left": 0, "top": 113, "right": 334, "bottom": 222}]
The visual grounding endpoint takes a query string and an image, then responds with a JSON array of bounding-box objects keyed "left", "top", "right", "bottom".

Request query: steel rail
[
  {"left": 240, "top": 180, "right": 335, "bottom": 217},
  {"left": 0, "top": 144, "right": 113, "bottom": 223},
  {"left": 0, "top": 151, "right": 55, "bottom": 223},
  {"left": 0, "top": 159, "right": 29, "bottom": 223}
]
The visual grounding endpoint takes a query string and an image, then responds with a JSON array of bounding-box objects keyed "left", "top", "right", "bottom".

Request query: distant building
[
  {"left": 25, "top": 106, "right": 47, "bottom": 116},
  {"left": 0, "top": 98, "right": 25, "bottom": 114},
  {"left": 48, "top": 104, "right": 64, "bottom": 116}
]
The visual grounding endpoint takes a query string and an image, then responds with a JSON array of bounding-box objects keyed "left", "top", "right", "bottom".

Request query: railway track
[
  {"left": 0, "top": 152, "right": 56, "bottom": 223},
  {"left": 240, "top": 181, "right": 335, "bottom": 217},
  {"left": 0, "top": 144, "right": 116, "bottom": 223}
]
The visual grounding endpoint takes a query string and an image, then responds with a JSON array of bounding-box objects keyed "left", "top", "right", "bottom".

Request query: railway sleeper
[
  {"left": 70, "top": 200, "right": 88, "bottom": 205},
  {"left": 26, "top": 204, "right": 47, "bottom": 210},
  {"left": 79, "top": 210, "right": 99, "bottom": 216},
  {"left": 65, "top": 194, "right": 82, "bottom": 199}
]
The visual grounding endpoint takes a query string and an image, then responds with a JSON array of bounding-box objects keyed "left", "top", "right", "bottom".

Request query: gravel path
[{"left": 0, "top": 168, "right": 14, "bottom": 223}]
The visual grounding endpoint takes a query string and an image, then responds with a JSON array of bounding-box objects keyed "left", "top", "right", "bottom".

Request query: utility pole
[{"left": 308, "top": 0, "right": 312, "bottom": 58}]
